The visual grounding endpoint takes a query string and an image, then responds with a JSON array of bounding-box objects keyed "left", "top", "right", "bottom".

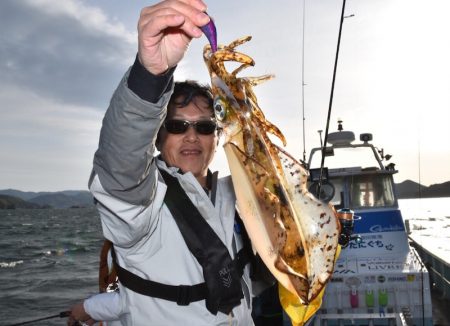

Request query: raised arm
[{"left": 90, "top": 0, "right": 210, "bottom": 206}]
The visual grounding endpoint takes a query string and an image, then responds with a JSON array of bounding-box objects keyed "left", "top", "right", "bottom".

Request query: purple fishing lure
[{"left": 200, "top": 13, "right": 217, "bottom": 53}]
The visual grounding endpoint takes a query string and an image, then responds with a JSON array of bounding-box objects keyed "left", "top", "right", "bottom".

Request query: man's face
[{"left": 158, "top": 96, "right": 218, "bottom": 186}]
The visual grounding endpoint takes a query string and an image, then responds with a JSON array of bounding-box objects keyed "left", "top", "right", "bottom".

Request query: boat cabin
[{"left": 306, "top": 124, "right": 433, "bottom": 326}]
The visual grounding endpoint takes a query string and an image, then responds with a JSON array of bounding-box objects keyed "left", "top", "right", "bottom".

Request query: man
[{"left": 68, "top": 1, "right": 257, "bottom": 325}]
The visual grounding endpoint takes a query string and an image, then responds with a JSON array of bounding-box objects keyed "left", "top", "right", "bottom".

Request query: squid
[{"left": 203, "top": 35, "right": 341, "bottom": 306}]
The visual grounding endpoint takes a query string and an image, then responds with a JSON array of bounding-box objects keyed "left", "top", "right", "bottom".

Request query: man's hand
[
  {"left": 138, "top": 0, "right": 210, "bottom": 75},
  {"left": 67, "top": 302, "right": 95, "bottom": 326}
]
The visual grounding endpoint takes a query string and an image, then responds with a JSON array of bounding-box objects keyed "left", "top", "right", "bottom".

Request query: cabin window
[
  {"left": 349, "top": 174, "right": 395, "bottom": 209},
  {"left": 329, "top": 179, "right": 344, "bottom": 209}
]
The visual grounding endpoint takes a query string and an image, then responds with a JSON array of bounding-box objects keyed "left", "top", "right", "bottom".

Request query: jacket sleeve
[
  {"left": 88, "top": 63, "right": 173, "bottom": 247},
  {"left": 84, "top": 292, "right": 123, "bottom": 321},
  {"left": 90, "top": 66, "right": 172, "bottom": 206}
]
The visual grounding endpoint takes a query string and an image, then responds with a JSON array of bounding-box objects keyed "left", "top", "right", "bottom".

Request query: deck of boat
[
  {"left": 407, "top": 215, "right": 450, "bottom": 326},
  {"left": 431, "top": 288, "right": 450, "bottom": 326},
  {"left": 408, "top": 217, "right": 450, "bottom": 299}
]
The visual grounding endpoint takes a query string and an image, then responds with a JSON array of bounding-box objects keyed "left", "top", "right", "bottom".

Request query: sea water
[
  {"left": 0, "top": 199, "right": 449, "bottom": 325},
  {"left": 0, "top": 208, "right": 103, "bottom": 325},
  {"left": 399, "top": 197, "right": 450, "bottom": 221}
]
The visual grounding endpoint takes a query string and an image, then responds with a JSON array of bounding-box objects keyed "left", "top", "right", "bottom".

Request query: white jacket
[{"left": 85, "top": 70, "right": 254, "bottom": 326}]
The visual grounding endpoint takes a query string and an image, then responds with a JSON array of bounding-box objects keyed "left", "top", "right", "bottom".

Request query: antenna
[
  {"left": 301, "top": 0, "right": 307, "bottom": 162},
  {"left": 418, "top": 131, "right": 422, "bottom": 198}
]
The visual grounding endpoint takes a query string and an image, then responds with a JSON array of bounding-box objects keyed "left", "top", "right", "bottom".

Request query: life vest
[
  {"left": 97, "top": 168, "right": 275, "bottom": 319},
  {"left": 111, "top": 169, "right": 252, "bottom": 315},
  {"left": 98, "top": 214, "right": 252, "bottom": 314}
]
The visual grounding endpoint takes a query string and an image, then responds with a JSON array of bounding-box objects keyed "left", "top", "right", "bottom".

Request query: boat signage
[
  {"left": 353, "top": 210, "right": 405, "bottom": 233},
  {"left": 339, "top": 209, "right": 410, "bottom": 257}
]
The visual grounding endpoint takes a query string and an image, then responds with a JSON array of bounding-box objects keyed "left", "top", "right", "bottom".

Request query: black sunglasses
[{"left": 163, "top": 119, "right": 218, "bottom": 135}]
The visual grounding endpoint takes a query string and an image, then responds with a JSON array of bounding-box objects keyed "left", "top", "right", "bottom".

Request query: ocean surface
[
  {"left": 1, "top": 198, "right": 449, "bottom": 325},
  {"left": 0, "top": 208, "right": 103, "bottom": 325}
]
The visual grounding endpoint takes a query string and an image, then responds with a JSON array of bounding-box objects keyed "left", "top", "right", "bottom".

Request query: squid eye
[{"left": 214, "top": 98, "right": 227, "bottom": 121}]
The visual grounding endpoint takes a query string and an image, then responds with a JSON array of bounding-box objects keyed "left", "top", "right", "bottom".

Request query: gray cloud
[{"left": 0, "top": 0, "right": 136, "bottom": 108}]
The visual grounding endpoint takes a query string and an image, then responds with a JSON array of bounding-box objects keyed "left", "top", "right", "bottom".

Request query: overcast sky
[{"left": 1, "top": 0, "right": 449, "bottom": 191}]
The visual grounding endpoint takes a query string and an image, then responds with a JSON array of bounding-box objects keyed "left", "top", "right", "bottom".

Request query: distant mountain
[
  {"left": 0, "top": 194, "right": 43, "bottom": 209},
  {"left": 28, "top": 193, "right": 88, "bottom": 209},
  {"left": 423, "top": 181, "right": 450, "bottom": 197},
  {"left": 395, "top": 180, "right": 450, "bottom": 199},
  {"left": 395, "top": 180, "right": 426, "bottom": 199},
  {"left": 0, "top": 189, "right": 45, "bottom": 201},
  {"left": 0, "top": 189, "right": 94, "bottom": 209}
]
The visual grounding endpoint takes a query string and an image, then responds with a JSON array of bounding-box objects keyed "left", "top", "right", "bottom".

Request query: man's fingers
[
  {"left": 139, "top": 1, "right": 209, "bottom": 37},
  {"left": 141, "top": 0, "right": 207, "bottom": 19},
  {"left": 136, "top": 0, "right": 211, "bottom": 74},
  {"left": 140, "top": 13, "right": 204, "bottom": 41}
]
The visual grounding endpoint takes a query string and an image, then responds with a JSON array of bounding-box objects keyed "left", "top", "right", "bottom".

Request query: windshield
[
  {"left": 310, "top": 173, "right": 397, "bottom": 210},
  {"left": 349, "top": 174, "right": 395, "bottom": 209}
]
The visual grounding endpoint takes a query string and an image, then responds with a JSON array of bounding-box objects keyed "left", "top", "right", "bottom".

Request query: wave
[
  {"left": 42, "top": 246, "right": 90, "bottom": 256},
  {"left": 0, "top": 260, "right": 24, "bottom": 268}
]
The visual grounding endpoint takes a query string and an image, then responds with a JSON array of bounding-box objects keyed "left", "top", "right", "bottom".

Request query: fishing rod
[
  {"left": 6, "top": 311, "right": 75, "bottom": 326},
  {"left": 316, "top": 0, "right": 348, "bottom": 198}
]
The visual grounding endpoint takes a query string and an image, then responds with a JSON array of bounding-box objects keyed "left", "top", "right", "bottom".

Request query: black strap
[
  {"left": 113, "top": 244, "right": 250, "bottom": 306},
  {"left": 111, "top": 248, "right": 206, "bottom": 305},
  {"left": 209, "top": 171, "right": 219, "bottom": 204},
  {"left": 159, "top": 169, "right": 244, "bottom": 315},
  {"left": 112, "top": 235, "right": 251, "bottom": 309}
]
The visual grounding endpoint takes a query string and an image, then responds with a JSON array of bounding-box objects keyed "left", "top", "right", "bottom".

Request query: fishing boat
[{"left": 306, "top": 120, "right": 433, "bottom": 326}]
